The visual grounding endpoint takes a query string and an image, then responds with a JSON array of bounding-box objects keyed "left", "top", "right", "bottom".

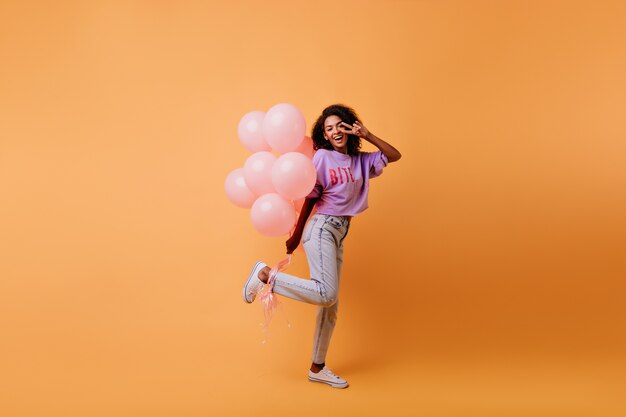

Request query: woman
[{"left": 243, "top": 104, "right": 401, "bottom": 388}]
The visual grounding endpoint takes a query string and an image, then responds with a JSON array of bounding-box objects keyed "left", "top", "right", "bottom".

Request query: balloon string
[{"left": 257, "top": 254, "right": 292, "bottom": 335}]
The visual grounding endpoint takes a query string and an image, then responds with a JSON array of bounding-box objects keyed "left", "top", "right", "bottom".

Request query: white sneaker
[
  {"left": 242, "top": 261, "right": 267, "bottom": 303},
  {"left": 308, "top": 366, "right": 349, "bottom": 389}
]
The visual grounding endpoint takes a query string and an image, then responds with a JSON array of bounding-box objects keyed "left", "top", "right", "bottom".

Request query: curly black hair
[{"left": 311, "top": 104, "right": 362, "bottom": 156}]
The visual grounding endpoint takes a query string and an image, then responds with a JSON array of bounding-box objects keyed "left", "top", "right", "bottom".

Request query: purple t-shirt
[{"left": 306, "top": 149, "right": 389, "bottom": 216}]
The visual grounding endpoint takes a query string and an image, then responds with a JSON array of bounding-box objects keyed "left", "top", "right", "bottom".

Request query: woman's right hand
[{"left": 286, "top": 233, "right": 302, "bottom": 254}]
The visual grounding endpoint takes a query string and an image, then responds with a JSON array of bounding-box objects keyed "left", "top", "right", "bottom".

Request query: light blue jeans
[{"left": 272, "top": 213, "right": 351, "bottom": 364}]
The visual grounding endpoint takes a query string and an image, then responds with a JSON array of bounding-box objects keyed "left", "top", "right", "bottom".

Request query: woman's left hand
[{"left": 340, "top": 121, "right": 370, "bottom": 140}]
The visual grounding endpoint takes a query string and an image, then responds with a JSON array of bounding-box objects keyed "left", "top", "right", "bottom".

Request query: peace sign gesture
[{"left": 339, "top": 121, "right": 370, "bottom": 140}]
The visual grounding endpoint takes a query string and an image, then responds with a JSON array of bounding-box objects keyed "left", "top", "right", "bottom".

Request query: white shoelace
[{"left": 321, "top": 367, "right": 342, "bottom": 380}]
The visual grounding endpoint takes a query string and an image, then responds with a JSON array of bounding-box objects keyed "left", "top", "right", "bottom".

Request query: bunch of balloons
[{"left": 224, "top": 103, "right": 316, "bottom": 237}]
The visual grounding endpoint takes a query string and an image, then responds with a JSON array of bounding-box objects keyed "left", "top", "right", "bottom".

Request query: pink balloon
[
  {"left": 238, "top": 111, "right": 271, "bottom": 152},
  {"left": 224, "top": 168, "right": 256, "bottom": 208},
  {"left": 243, "top": 151, "right": 277, "bottom": 196},
  {"left": 272, "top": 152, "right": 317, "bottom": 200},
  {"left": 262, "top": 103, "right": 306, "bottom": 153},
  {"left": 294, "top": 135, "right": 315, "bottom": 158},
  {"left": 250, "top": 193, "right": 296, "bottom": 237},
  {"left": 292, "top": 198, "right": 305, "bottom": 213}
]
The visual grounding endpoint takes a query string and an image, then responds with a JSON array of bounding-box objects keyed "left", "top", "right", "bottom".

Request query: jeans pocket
[
  {"left": 326, "top": 217, "right": 343, "bottom": 229},
  {"left": 339, "top": 223, "right": 350, "bottom": 245},
  {"left": 302, "top": 217, "right": 317, "bottom": 244}
]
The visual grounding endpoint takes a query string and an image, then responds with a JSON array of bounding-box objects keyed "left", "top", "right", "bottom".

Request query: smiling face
[{"left": 323, "top": 115, "right": 349, "bottom": 154}]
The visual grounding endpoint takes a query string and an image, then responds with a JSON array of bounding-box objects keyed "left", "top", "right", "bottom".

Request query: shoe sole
[
  {"left": 308, "top": 376, "right": 349, "bottom": 389},
  {"left": 242, "top": 261, "right": 264, "bottom": 303}
]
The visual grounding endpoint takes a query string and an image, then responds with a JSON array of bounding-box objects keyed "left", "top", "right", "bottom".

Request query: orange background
[{"left": 1, "top": 1, "right": 625, "bottom": 416}]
